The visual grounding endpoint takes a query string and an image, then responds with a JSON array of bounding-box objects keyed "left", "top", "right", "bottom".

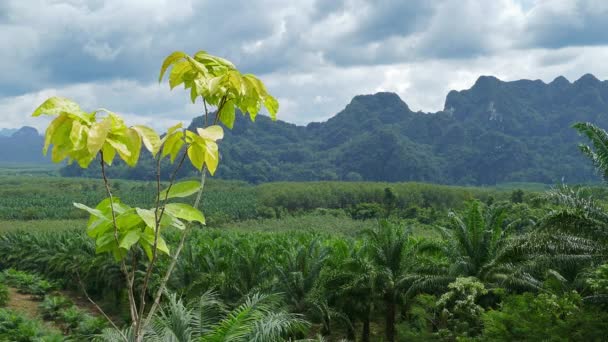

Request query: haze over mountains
[{"left": 5, "top": 74, "right": 608, "bottom": 185}]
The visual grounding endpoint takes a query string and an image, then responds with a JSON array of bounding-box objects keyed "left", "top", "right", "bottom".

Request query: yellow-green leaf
[
  {"left": 159, "top": 51, "right": 187, "bottom": 82},
  {"left": 204, "top": 141, "right": 219, "bottom": 175},
  {"left": 264, "top": 95, "right": 279, "bottom": 120},
  {"left": 69, "top": 120, "right": 87, "bottom": 150},
  {"left": 106, "top": 137, "right": 131, "bottom": 158},
  {"left": 88, "top": 118, "right": 112, "bottom": 154},
  {"left": 156, "top": 237, "right": 170, "bottom": 255},
  {"left": 169, "top": 60, "right": 191, "bottom": 89},
  {"left": 43, "top": 114, "right": 70, "bottom": 155},
  {"left": 162, "top": 131, "right": 185, "bottom": 163},
  {"left": 121, "top": 128, "right": 142, "bottom": 167},
  {"left": 136, "top": 208, "right": 156, "bottom": 228},
  {"left": 197, "top": 125, "right": 224, "bottom": 141},
  {"left": 101, "top": 143, "right": 116, "bottom": 165},
  {"left": 218, "top": 100, "right": 236, "bottom": 129},
  {"left": 32, "top": 97, "right": 82, "bottom": 117},
  {"left": 188, "top": 142, "right": 205, "bottom": 171},
  {"left": 132, "top": 125, "right": 161, "bottom": 156}
]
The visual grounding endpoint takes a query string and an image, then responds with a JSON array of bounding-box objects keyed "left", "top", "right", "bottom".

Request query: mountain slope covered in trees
[
  {"left": 10, "top": 74, "right": 608, "bottom": 184},
  {"left": 0, "top": 127, "right": 48, "bottom": 164}
]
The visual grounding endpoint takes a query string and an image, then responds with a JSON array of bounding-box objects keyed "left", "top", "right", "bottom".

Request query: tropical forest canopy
[{"left": 6, "top": 73, "right": 608, "bottom": 185}]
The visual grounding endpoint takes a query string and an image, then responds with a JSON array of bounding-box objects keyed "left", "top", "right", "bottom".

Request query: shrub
[
  {"left": 73, "top": 315, "right": 107, "bottom": 339},
  {"left": 481, "top": 291, "right": 608, "bottom": 341},
  {"left": 0, "top": 308, "right": 63, "bottom": 341},
  {"left": 27, "top": 279, "right": 56, "bottom": 299},
  {"left": 0, "top": 283, "right": 7, "bottom": 307},
  {"left": 2, "top": 269, "right": 56, "bottom": 297},
  {"left": 349, "top": 202, "right": 385, "bottom": 220},
  {"left": 59, "top": 306, "right": 84, "bottom": 332},
  {"left": 39, "top": 295, "right": 73, "bottom": 320}
]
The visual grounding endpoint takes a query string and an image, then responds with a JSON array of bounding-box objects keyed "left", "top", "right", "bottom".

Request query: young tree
[{"left": 32, "top": 50, "right": 278, "bottom": 341}]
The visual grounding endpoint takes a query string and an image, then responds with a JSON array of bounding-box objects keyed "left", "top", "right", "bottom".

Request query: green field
[{"left": 1, "top": 174, "right": 608, "bottom": 341}]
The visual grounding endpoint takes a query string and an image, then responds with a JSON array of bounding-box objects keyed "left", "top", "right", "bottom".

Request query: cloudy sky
[{"left": 2, "top": 0, "right": 608, "bottom": 131}]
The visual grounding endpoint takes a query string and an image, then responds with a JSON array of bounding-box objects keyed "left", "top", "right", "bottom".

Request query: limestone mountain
[{"left": 54, "top": 74, "right": 608, "bottom": 184}]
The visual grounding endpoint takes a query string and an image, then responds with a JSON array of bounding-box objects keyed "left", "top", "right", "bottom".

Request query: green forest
[
  {"left": 3, "top": 49, "right": 608, "bottom": 342},
  {"left": 6, "top": 74, "right": 608, "bottom": 185},
  {"left": 55, "top": 74, "right": 608, "bottom": 185}
]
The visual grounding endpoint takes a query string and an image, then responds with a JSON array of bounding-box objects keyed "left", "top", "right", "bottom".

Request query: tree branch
[
  {"left": 136, "top": 147, "right": 189, "bottom": 333},
  {"left": 77, "top": 272, "right": 127, "bottom": 342},
  {"left": 99, "top": 152, "right": 139, "bottom": 326},
  {"left": 143, "top": 165, "right": 207, "bottom": 327}
]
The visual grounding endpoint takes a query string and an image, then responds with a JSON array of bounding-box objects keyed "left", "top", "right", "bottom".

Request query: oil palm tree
[
  {"left": 573, "top": 122, "right": 608, "bottom": 182},
  {"left": 440, "top": 200, "right": 600, "bottom": 292},
  {"left": 94, "top": 291, "right": 308, "bottom": 342},
  {"left": 320, "top": 240, "right": 377, "bottom": 342},
  {"left": 362, "top": 220, "right": 439, "bottom": 342}
]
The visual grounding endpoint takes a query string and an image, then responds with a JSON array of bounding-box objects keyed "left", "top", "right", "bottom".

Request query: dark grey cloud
[
  {"left": 3, "top": 0, "right": 608, "bottom": 130},
  {"left": 525, "top": 1, "right": 608, "bottom": 49}
]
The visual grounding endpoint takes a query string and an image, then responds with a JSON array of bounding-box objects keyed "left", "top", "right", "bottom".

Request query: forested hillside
[
  {"left": 0, "top": 127, "right": 48, "bottom": 164},
  {"left": 15, "top": 74, "right": 608, "bottom": 184}
]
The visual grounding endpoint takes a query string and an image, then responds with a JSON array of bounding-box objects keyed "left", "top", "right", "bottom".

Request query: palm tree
[
  {"left": 573, "top": 122, "right": 608, "bottom": 182},
  {"left": 275, "top": 238, "right": 330, "bottom": 314},
  {"left": 440, "top": 200, "right": 600, "bottom": 292},
  {"left": 363, "top": 220, "right": 433, "bottom": 342},
  {"left": 321, "top": 240, "right": 378, "bottom": 342},
  {"left": 94, "top": 291, "right": 308, "bottom": 342}
]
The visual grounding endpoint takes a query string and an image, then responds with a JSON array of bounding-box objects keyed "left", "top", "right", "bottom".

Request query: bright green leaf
[
  {"left": 119, "top": 230, "right": 140, "bottom": 250},
  {"left": 136, "top": 208, "right": 157, "bottom": 228},
  {"left": 218, "top": 100, "right": 236, "bottom": 129},
  {"left": 160, "top": 180, "right": 201, "bottom": 199},
  {"left": 164, "top": 203, "right": 205, "bottom": 224},
  {"left": 74, "top": 202, "right": 109, "bottom": 221}
]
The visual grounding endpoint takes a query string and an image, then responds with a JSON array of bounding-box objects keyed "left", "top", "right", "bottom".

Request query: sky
[{"left": 2, "top": 0, "right": 608, "bottom": 131}]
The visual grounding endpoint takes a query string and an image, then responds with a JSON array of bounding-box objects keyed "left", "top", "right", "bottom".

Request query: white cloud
[{"left": 1, "top": 0, "right": 608, "bottom": 130}]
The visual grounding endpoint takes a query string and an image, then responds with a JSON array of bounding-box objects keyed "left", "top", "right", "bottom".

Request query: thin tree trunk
[
  {"left": 362, "top": 316, "right": 371, "bottom": 342},
  {"left": 346, "top": 318, "right": 355, "bottom": 341},
  {"left": 385, "top": 296, "right": 396, "bottom": 342}
]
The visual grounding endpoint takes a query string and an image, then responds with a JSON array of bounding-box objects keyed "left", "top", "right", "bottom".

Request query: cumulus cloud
[{"left": 1, "top": 0, "right": 608, "bottom": 130}]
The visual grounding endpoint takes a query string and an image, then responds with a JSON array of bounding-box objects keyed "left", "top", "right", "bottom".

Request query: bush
[
  {"left": 481, "top": 291, "right": 608, "bottom": 341},
  {"left": 349, "top": 202, "right": 385, "bottom": 220},
  {"left": 27, "top": 279, "right": 56, "bottom": 299},
  {"left": 256, "top": 206, "right": 277, "bottom": 219},
  {"left": 0, "top": 308, "right": 63, "bottom": 341},
  {"left": 39, "top": 295, "right": 73, "bottom": 320},
  {"left": 0, "top": 283, "right": 7, "bottom": 307},
  {"left": 73, "top": 315, "right": 107, "bottom": 339},
  {"left": 59, "top": 306, "right": 84, "bottom": 332},
  {"left": 2, "top": 269, "right": 56, "bottom": 298}
]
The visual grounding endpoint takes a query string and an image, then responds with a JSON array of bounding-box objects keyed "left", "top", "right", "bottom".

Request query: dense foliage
[
  {"left": 0, "top": 175, "right": 539, "bottom": 221},
  {"left": 51, "top": 74, "right": 608, "bottom": 184},
  {"left": 1, "top": 181, "right": 607, "bottom": 340}
]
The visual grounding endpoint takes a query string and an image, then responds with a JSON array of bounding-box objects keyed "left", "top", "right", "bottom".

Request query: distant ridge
[
  {"left": 0, "top": 126, "right": 49, "bottom": 164},
  {"left": 35, "top": 74, "right": 608, "bottom": 184}
]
